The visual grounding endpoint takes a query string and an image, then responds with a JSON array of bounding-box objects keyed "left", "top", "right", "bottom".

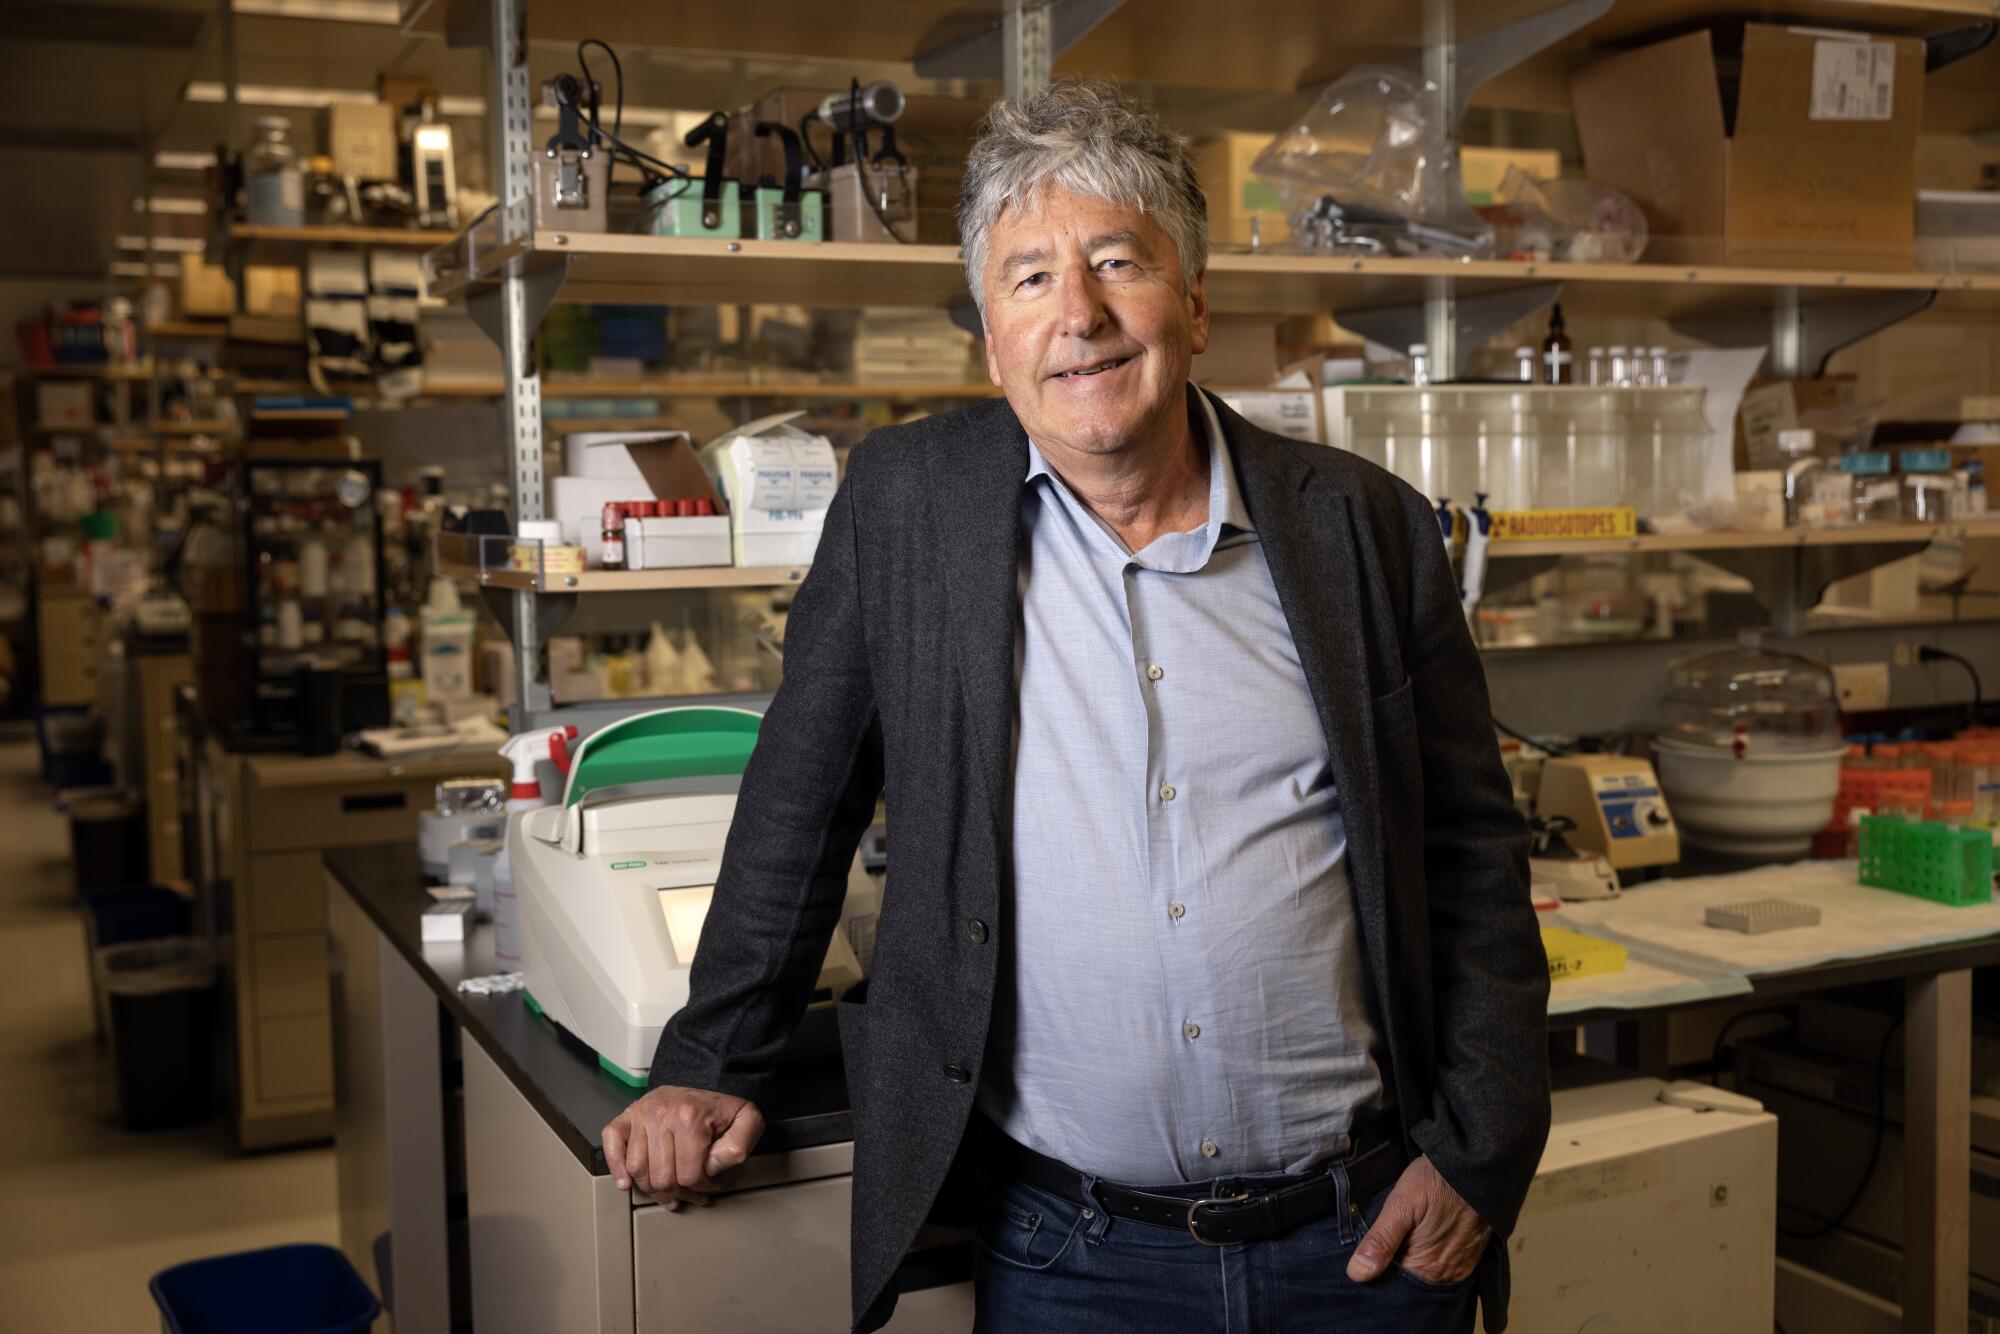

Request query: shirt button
[
  {"left": 1146, "top": 664, "right": 1164, "bottom": 682},
  {"left": 943, "top": 1064, "right": 971, "bottom": 1084},
  {"left": 1182, "top": 1021, "right": 1201, "bottom": 1040},
  {"left": 1159, "top": 784, "right": 1177, "bottom": 802},
  {"left": 1168, "top": 902, "right": 1185, "bottom": 920},
  {"left": 967, "top": 919, "right": 988, "bottom": 945},
  {"left": 1200, "top": 1139, "right": 1221, "bottom": 1159}
]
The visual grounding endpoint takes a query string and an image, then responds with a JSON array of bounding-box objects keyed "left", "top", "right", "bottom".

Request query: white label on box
[
  {"left": 1809, "top": 38, "right": 1894, "bottom": 121},
  {"left": 740, "top": 438, "right": 838, "bottom": 511}
]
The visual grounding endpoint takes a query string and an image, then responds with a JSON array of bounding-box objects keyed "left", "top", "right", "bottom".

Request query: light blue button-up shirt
[{"left": 978, "top": 388, "right": 1385, "bottom": 1186}]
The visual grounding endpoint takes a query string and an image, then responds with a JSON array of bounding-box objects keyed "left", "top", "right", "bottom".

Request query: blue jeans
[{"left": 971, "top": 1159, "right": 1478, "bottom": 1333}]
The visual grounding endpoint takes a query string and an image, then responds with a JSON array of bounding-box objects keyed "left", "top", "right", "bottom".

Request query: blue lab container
[{"left": 150, "top": 1244, "right": 380, "bottom": 1334}]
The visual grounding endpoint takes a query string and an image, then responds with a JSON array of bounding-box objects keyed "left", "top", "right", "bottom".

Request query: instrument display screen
[{"left": 657, "top": 886, "right": 715, "bottom": 964}]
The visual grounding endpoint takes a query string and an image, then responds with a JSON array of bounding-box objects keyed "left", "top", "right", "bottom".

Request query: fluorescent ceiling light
[
  {"left": 132, "top": 197, "right": 208, "bottom": 215},
  {"left": 111, "top": 261, "right": 182, "bottom": 277},
  {"left": 154, "top": 150, "right": 217, "bottom": 170},
  {"left": 117, "top": 235, "right": 207, "bottom": 253},
  {"left": 233, "top": 0, "right": 399, "bottom": 21}
]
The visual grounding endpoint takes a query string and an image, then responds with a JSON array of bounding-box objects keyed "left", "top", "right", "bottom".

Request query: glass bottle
[
  {"left": 1409, "top": 343, "right": 1432, "bottom": 387},
  {"left": 1608, "top": 346, "right": 1631, "bottom": 388},
  {"left": 245, "top": 116, "right": 304, "bottom": 227},
  {"left": 1514, "top": 346, "right": 1536, "bottom": 383},
  {"left": 1585, "top": 346, "right": 1607, "bottom": 387}
]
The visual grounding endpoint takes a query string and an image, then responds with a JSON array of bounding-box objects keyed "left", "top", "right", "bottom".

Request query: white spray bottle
[{"left": 492, "top": 724, "right": 577, "bottom": 965}]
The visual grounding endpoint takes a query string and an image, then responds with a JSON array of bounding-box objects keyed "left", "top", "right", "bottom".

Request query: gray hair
[{"left": 957, "top": 78, "right": 1208, "bottom": 315}]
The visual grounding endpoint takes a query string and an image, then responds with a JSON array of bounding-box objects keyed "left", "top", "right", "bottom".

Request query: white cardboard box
[
  {"left": 628, "top": 515, "right": 731, "bottom": 570},
  {"left": 566, "top": 430, "right": 695, "bottom": 479},
  {"left": 701, "top": 412, "right": 836, "bottom": 568}
]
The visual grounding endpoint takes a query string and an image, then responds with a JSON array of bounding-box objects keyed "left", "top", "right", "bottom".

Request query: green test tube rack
[{"left": 1856, "top": 815, "right": 1995, "bottom": 907}]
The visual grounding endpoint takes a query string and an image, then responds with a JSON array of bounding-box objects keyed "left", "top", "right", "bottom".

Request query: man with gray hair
[{"left": 604, "top": 79, "right": 1549, "bottom": 1333}]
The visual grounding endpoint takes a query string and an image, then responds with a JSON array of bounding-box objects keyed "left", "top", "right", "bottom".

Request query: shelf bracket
[
  {"left": 913, "top": 0, "right": 1123, "bottom": 96},
  {"left": 1405, "top": 0, "right": 1611, "bottom": 125},
  {"left": 1701, "top": 540, "right": 1929, "bottom": 636},
  {"left": 1670, "top": 289, "right": 1937, "bottom": 380},
  {"left": 1337, "top": 283, "right": 1561, "bottom": 378},
  {"left": 479, "top": 586, "right": 577, "bottom": 653}
]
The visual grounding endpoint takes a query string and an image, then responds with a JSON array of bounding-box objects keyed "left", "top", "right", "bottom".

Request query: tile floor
[{"left": 0, "top": 737, "right": 340, "bottom": 1330}]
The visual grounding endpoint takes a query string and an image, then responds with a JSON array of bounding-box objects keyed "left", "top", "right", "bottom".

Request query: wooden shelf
[
  {"left": 229, "top": 224, "right": 461, "bottom": 267},
  {"left": 442, "top": 555, "right": 809, "bottom": 593},
  {"left": 148, "top": 320, "right": 229, "bottom": 341},
  {"left": 20, "top": 363, "right": 155, "bottom": 381},
  {"left": 407, "top": 0, "right": 1996, "bottom": 111},
  {"left": 421, "top": 377, "right": 996, "bottom": 401},
  {"left": 427, "top": 230, "right": 2000, "bottom": 318},
  {"left": 155, "top": 420, "right": 237, "bottom": 435},
  {"left": 1489, "top": 520, "right": 2000, "bottom": 560}
]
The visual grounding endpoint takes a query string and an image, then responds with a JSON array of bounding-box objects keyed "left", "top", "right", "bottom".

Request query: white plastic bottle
[{"left": 492, "top": 725, "right": 577, "bottom": 965}]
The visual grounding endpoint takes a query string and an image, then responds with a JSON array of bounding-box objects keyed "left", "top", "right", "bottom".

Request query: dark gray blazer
[{"left": 651, "top": 390, "right": 1551, "bottom": 1332}]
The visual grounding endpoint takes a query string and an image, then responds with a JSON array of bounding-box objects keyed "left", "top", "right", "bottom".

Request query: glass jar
[{"left": 246, "top": 116, "right": 304, "bottom": 227}]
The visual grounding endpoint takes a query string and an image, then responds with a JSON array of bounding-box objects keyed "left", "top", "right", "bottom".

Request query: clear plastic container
[
  {"left": 1657, "top": 632, "right": 1843, "bottom": 754},
  {"left": 246, "top": 116, "right": 303, "bottom": 227}
]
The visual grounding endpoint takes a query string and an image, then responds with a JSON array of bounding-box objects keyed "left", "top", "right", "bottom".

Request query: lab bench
[
  {"left": 323, "top": 843, "right": 974, "bottom": 1334},
  {"left": 207, "top": 747, "right": 507, "bottom": 1149}
]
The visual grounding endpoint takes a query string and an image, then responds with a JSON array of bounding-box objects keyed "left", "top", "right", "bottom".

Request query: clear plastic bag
[
  {"left": 1253, "top": 67, "right": 1493, "bottom": 259},
  {"left": 1489, "top": 166, "right": 1648, "bottom": 263}
]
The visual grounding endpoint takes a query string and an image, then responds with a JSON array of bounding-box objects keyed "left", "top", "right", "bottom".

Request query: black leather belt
[{"left": 988, "top": 1120, "right": 1409, "bottom": 1248}]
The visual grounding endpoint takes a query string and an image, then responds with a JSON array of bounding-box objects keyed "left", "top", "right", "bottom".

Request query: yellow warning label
[{"left": 1491, "top": 508, "right": 1638, "bottom": 542}]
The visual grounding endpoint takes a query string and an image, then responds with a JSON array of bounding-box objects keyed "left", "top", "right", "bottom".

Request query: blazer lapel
[{"left": 925, "top": 401, "right": 1028, "bottom": 853}]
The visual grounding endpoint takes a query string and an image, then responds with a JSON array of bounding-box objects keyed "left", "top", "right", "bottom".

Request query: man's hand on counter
[{"left": 602, "top": 1085, "right": 766, "bottom": 1210}]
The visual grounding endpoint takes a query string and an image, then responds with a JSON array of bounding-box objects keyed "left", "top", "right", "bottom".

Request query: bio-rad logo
[{"left": 611, "top": 860, "right": 646, "bottom": 871}]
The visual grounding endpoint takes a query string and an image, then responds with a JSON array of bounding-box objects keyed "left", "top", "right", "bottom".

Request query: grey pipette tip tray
[{"left": 1704, "top": 898, "right": 1821, "bottom": 934}]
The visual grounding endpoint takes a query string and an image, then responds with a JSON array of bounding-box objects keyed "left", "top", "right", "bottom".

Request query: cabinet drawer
[
  {"left": 246, "top": 781, "right": 426, "bottom": 854},
  {"left": 253, "top": 933, "right": 329, "bottom": 1018},
  {"left": 257, "top": 1013, "right": 333, "bottom": 1103},
  {"left": 246, "top": 851, "right": 329, "bottom": 936}
]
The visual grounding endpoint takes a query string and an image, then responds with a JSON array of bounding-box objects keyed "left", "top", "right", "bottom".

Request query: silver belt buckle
[{"left": 1186, "top": 1185, "right": 1251, "bottom": 1247}]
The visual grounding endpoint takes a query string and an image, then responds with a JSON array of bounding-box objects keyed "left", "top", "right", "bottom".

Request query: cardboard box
[
  {"left": 1212, "top": 388, "right": 1322, "bottom": 442},
  {"left": 553, "top": 432, "right": 729, "bottom": 566},
  {"left": 701, "top": 413, "right": 835, "bottom": 568},
  {"left": 180, "top": 254, "right": 236, "bottom": 318},
  {"left": 728, "top": 88, "right": 983, "bottom": 244},
  {"left": 1194, "top": 132, "right": 1290, "bottom": 249},
  {"left": 627, "top": 515, "right": 732, "bottom": 570},
  {"left": 322, "top": 102, "right": 400, "bottom": 181},
  {"left": 244, "top": 266, "right": 300, "bottom": 318},
  {"left": 1572, "top": 24, "right": 1925, "bottom": 269},
  {"left": 1460, "top": 146, "right": 1564, "bottom": 205},
  {"left": 1737, "top": 376, "right": 1857, "bottom": 468},
  {"left": 34, "top": 381, "right": 93, "bottom": 429},
  {"left": 1196, "top": 315, "right": 1280, "bottom": 386}
]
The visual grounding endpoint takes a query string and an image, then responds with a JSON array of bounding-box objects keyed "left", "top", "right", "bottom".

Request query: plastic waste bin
[
  {"left": 97, "top": 938, "right": 217, "bottom": 1132},
  {"left": 79, "top": 886, "right": 192, "bottom": 1040},
  {"left": 67, "top": 793, "right": 149, "bottom": 894},
  {"left": 150, "top": 1243, "right": 380, "bottom": 1334}
]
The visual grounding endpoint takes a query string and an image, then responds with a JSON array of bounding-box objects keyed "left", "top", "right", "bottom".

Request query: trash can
[
  {"left": 36, "top": 706, "right": 111, "bottom": 787},
  {"left": 68, "top": 793, "right": 149, "bottom": 894},
  {"left": 150, "top": 1243, "right": 380, "bottom": 1334},
  {"left": 97, "top": 938, "right": 217, "bottom": 1132},
  {"left": 79, "top": 886, "right": 192, "bottom": 1040}
]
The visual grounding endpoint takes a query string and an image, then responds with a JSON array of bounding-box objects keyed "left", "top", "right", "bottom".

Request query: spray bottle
[{"left": 492, "top": 724, "right": 578, "bottom": 965}]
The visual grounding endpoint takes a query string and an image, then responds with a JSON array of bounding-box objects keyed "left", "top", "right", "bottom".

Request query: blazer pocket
[{"left": 1372, "top": 676, "right": 1417, "bottom": 738}]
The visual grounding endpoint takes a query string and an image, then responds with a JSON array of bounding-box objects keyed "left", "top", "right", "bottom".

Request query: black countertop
[{"left": 324, "top": 843, "right": 853, "bottom": 1176}]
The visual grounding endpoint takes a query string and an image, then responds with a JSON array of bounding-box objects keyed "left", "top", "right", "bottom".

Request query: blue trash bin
[{"left": 150, "top": 1244, "right": 380, "bottom": 1334}]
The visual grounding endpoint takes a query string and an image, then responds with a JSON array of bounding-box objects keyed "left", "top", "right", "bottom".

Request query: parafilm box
[{"left": 1491, "top": 508, "right": 1639, "bottom": 542}]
